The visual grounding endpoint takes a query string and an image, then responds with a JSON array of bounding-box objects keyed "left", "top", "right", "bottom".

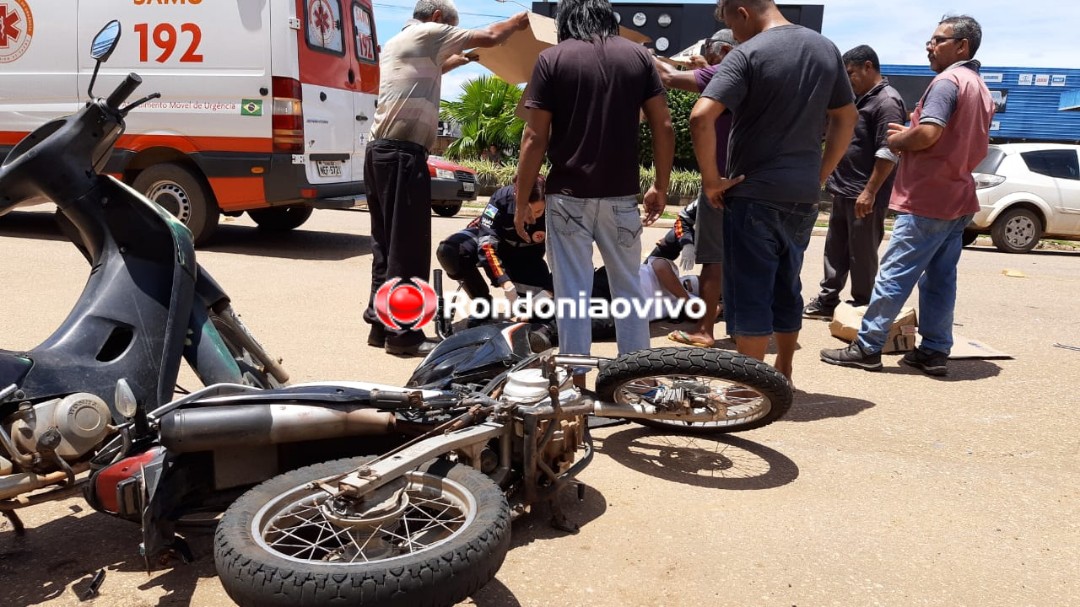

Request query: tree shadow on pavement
[
  {"left": 0, "top": 507, "right": 211, "bottom": 606},
  {"left": 506, "top": 483, "right": 608, "bottom": 551},
  {"left": 0, "top": 209, "right": 67, "bottom": 242},
  {"left": 783, "top": 391, "right": 875, "bottom": 422},
  {"left": 203, "top": 223, "right": 371, "bottom": 261},
  {"left": 592, "top": 427, "right": 798, "bottom": 491},
  {"left": 470, "top": 577, "right": 523, "bottom": 607},
  {"left": 885, "top": 358, "right": 1003, "bottom": 382},
  {"left": 467, "top": 470, "right": 610, "bottom": 606}
]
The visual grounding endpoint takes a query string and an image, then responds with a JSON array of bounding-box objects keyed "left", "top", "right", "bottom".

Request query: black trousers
[
  {"left": 363, "top": 139, "right": 431, "bottom": 347},
  {"left": 817, "top": 194, "right": 888, "bottom": 308}
]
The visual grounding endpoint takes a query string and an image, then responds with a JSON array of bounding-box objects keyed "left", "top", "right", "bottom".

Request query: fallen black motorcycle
[{"left": 1, "top": 21, "right": 794, "bottom": 607}]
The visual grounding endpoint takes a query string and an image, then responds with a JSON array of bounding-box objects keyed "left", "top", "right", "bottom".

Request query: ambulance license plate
[{"left": 316, "top": 161, "right": 342, "bottom": 178}]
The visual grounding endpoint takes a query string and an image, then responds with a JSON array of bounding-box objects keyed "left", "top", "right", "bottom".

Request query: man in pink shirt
[{"left": 821, "top": 14, "right": 993, "bottom": 377}]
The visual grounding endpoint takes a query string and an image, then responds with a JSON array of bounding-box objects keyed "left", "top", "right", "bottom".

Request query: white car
[{"left": 966, "top": 143, "right": 1080, "bottom": 253}]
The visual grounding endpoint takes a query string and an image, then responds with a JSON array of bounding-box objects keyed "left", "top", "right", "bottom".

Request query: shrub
[
  {"left": 453, "top": 160, "right": 702, "bottom": 205},
  {"left": 639, "top": 88, "right": 700, "bottom": 171}
]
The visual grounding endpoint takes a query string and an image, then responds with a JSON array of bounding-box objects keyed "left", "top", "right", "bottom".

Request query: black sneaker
[
  {"left": 901, "top": 347, "right": 949, "bottom": 377},
  {"left": 820, "top": 342, "right": 882, "bottom": 371},
  {"left": 803, "top": 297, "right": 836, "bottom": 319},
  {"left": 367, "top": 323, "right": 386, "bottom": 347}
]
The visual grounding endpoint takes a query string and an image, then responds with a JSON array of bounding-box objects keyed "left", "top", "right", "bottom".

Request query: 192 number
[{"left": 135, "top": 23, "right": 204, "bottom": 63}]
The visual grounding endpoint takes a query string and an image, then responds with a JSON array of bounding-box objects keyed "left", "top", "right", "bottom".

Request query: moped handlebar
[{"left": 105, "top": 73, "right": 142, "bottom": 111}]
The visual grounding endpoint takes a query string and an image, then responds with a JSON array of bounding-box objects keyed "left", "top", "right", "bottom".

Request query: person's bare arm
[
  {"left": 886, "top": 122, "right": 944, "bottom": 153},
  {"left": 651, "top": 258, "right": 690, "bottom": 299},
  {"left": 514, "top": 108, "right": 551, "bottom": 241},
  {"left": 441, "top": 53, "right": 472, "bottom": 74},
  {"left": 690, "top": 96, "right": 745, "bottom": 208},
  {"left": 653, "top": 58, "right": 701, "bottom": 93},
  {"left": 819, "top": 103, "right": 858, "bottom": 186},
  {"left": 855, "top": 157, "right": 897, "bottom": 218},
  {"left": 641, "top": 94, "right": 674, "bottom": 226},
  {"left": 468, "top": 12, "right": 530, "bottom": 48}
]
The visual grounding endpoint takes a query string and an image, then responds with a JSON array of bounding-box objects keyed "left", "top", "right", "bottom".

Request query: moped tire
[
  {"left": 215, "top": 457, "right": 511, "bottom": 607},
  {"left": 595, "top": 347, "right": 792, "bottom": 434},
  {"left": 132, "top": 163, "right": 220, "bottom": 246}
]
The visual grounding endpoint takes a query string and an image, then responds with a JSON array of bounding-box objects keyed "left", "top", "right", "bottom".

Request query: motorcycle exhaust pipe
[
  {"left": 158, "top": 404, "right": 396, "bottom": 454},
  {"left": 0, "top": 464, "right": 90, "bottom": 501}
]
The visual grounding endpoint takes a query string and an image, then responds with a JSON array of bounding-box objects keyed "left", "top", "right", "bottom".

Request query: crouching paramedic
[{"left": 436, "top": 176, "right": 552, "bottom": 321}]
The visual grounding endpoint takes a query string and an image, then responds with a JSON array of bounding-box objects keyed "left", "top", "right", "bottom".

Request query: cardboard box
[
  {"left": 472, "top": 13, "right": 651, "bottom": 85},
  {"left": 828, "top": 302, "right": 917, "bottom": 354}
]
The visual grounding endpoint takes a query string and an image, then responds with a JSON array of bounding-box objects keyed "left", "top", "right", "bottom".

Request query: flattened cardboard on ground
[
  {"left": 829, "top": 302, "right": 917, "bottom": 354},
  {"left": 947, "top": 335, "right": 1013, "bottom": 359},
  {"left": 471, "top": 13, "right": 650, "bottom": 85}
]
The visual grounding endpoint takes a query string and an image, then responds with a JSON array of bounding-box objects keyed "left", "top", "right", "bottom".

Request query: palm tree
[{"left": 440, "top": 75, "right": 524, "bottom": 160}]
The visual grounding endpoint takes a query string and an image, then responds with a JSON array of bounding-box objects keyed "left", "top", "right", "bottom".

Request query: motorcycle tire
[
  {"left": 215, "top": 457, "right": 511, "bottom": 607},
  {"left": 211, "top": 307, "right": 288, "bottom": 388},
  {"left": 595, "top": 347, "right": 792, "bottom": 434}
]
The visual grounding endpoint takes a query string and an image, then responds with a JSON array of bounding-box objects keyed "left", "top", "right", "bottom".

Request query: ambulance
[{"left": 0, "top": 0, "right": 380, "bottom": 244}]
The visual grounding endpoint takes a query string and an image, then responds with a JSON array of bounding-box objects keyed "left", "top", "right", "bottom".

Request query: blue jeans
[
  {"left": 857, "top": 213, "right": 973, "bottom": 355},
  {"left": 546, "top": 194, "right": 650, "bottom": 360}
]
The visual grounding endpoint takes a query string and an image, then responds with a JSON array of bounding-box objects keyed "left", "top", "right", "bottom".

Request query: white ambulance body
[{"left": 0, "top": 0, "right": 379, "bottom": 244}]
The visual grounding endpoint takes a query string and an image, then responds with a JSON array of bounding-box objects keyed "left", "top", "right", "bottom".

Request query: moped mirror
[
  {"left": 88, "top": 20, "right": 122, "bottom": 99},
  {"left": 91, "top": 20, "right": 122, "bottom": 62}
]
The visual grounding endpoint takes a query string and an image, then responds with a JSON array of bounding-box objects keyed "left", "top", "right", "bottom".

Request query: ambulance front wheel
[
  {"left": 248, "top": 205, "right": 314, "bottom": 231},
  {"left": 133, "top": 163, "right": 220, "bottom": 246}
]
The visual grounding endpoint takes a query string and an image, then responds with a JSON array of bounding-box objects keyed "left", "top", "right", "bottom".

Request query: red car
[{"left": 427, "top": 156, "right": 478, "bottom": 217}]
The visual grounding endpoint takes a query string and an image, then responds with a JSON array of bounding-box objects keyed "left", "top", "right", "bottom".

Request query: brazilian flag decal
[{"left": 241, "top": 99, "right": 263, "bottom": 117}]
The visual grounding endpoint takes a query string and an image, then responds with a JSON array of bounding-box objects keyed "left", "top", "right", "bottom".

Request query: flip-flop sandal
[{"left": 667, "top": 330, "right": 714, "bottom": 348}]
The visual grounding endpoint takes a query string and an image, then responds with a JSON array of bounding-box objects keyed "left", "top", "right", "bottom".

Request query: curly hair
[{"left": 555, "top": 0, "right": 619, "bottom": 42}]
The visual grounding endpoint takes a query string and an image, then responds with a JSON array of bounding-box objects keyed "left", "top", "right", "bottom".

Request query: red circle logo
[
  {"left": 373, "top": 277, "right": 439, "bottom": 331},
  {"left": 0, "top": 0, "right": 34, "bottom": 65}
]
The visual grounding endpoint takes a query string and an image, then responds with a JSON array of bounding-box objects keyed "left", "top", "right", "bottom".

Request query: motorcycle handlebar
[{"left": 105, "top": 73, "right": 142, "bottom": 110}]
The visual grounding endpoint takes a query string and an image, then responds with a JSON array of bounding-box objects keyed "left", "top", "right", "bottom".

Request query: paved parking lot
[{"left": 1, "top": 206, "right": 1078, "bottom": 606}]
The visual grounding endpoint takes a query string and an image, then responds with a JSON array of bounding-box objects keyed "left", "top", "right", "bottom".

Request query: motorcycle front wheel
[
  {"left": 595, "top": 347, "right": 793, "bottom": 434},
  {"left": 215, "top": 457, "right": 511, "bottom": 607}
]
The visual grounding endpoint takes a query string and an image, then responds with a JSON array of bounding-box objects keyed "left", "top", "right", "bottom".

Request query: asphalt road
[{"left": 0, "top": 206, "right": 1077, "bottom": 607}]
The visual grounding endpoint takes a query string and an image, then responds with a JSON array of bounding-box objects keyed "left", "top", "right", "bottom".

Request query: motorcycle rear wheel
[
  {"left": 595, "top": 347, "right": 792, "bottom": 434},
  {"left": 215, "top": 457, "right": 511, "bottom": 607}
]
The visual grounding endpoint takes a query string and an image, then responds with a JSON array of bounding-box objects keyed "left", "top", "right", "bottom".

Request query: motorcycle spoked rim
[
  {"left": 610, "top": 374, "right": 773, "bottom": 428},
  {"left": 250, "top": 470, "right": 478, "bottom": 566}
]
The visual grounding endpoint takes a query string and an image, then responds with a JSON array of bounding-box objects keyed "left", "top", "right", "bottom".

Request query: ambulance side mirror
[{"left": 88, "top": 20, "right": 122, "bottom": 100}]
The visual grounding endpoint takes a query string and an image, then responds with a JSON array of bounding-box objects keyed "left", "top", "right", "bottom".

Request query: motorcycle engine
[
  {"left": 7, "top": 393, "right": 112, "bottom": 461},
  {"left": 503, "top": 368, "right": 585, "bottom": 474}
]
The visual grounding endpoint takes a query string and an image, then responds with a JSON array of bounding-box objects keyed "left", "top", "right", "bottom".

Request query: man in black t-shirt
[
  {"left": 687, "top": 0, "right": 857, "bottom": 383},
  {"left": 514, "top": 0, "right": 675, "bottom": 382}
]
